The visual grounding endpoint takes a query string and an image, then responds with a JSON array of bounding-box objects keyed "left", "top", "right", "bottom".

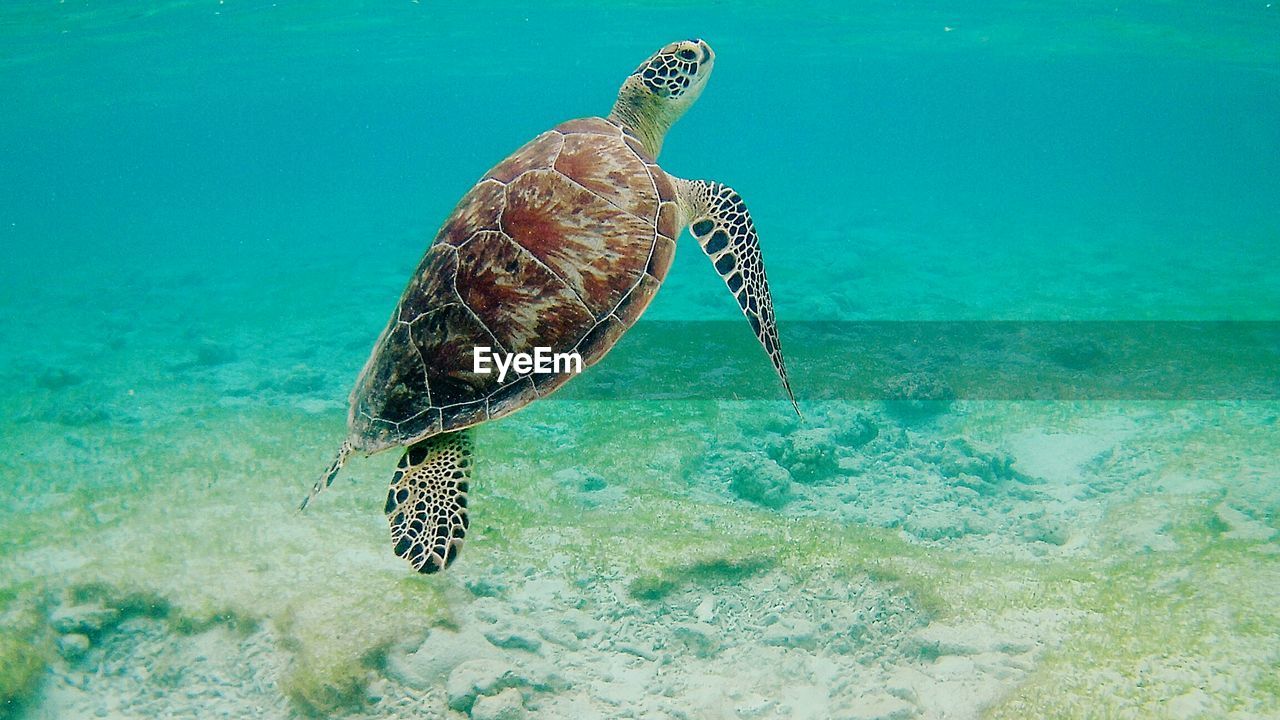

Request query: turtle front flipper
[
  {"left": 677, "top": 178, "right": 799, "bottom": 415},
  {"left": 387, "top": 430, "right": 473, "bottom": 573}
]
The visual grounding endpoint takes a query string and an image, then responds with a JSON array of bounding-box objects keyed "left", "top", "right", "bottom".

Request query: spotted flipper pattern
[
  {"left": 386, "top": 430, "right": 472, "bottom": 574},
  {"left": 680, "top": 179, "right": 798, "bottom": 414}
]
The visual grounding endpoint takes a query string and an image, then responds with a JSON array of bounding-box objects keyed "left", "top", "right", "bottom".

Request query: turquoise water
[{"left": 2, "top": 2, "right": 1278, "bottom": 719}]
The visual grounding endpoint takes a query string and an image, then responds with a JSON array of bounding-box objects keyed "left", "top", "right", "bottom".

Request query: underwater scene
[{"left": 2, "top": 1, "right": 1278, "bottom": 718}]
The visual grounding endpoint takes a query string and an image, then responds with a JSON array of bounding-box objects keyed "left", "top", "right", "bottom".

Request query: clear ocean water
[{"left": 2, "top": 2, "right": 1277, "bottom": 718}]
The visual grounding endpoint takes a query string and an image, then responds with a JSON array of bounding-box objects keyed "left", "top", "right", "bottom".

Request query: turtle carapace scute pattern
[{"left": 349, "top": 117, "right": 680, "bottom": 454}]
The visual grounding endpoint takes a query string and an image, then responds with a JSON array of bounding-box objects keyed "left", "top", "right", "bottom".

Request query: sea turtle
[{"left": 304, "top": 39, "right": 797, "bottom": 573}]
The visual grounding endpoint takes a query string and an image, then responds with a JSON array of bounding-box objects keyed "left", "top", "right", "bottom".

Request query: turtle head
[
  {"left": 628, "top": 39, "right": 715, "bottom": 107},
  {"left": 609, "top": 39, "right": 715, "bottom": 159}
]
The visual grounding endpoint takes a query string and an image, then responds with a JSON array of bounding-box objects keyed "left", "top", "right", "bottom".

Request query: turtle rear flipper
[
  {"left": 299, "top": 441, "right": 353, "bottom": 511},
  {"left": 387, "top": 430, "right": 473, "bottom": 574}
]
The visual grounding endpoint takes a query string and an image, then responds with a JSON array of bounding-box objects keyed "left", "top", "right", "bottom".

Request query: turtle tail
[{"left": 299, "top": 441, "right": 354, "bottom": 511}]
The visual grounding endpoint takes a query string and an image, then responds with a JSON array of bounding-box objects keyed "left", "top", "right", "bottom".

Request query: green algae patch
[
  {"left": 0, "top": 635, "right": 45, "bottom": 720},
  {"left": 0, "top": 592, "right": 48, "bottom": 720},
  {"left": 466, "top": 405, "right": 963, "bottom": 624},
  {"left": 985, "top": 496, "right": 1280, "bottom": 719},
  {"left": 66, "top": 582, "right": 172, "bottom": 621},
  {"left": 280, "top": 642, "right": 387, "bottom": 718},
  {"left": 275, "top": 577, "right": 450, "bottom": 717},
  {"left": 555, "top": 477, "right": 954, "bottom": 617},
  {"left": 0, "top": 406, "right": 458, "bottom": 718},
  {"left": 629, "top": 555, "right": 777, "bottom": 601},
  {"left": 61, "top": 581, "right": 265, "bottom": 638}
]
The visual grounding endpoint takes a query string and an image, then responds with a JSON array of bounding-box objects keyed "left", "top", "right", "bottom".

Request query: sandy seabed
[{"left": 4, "top": 381, "right": 1277, "bottom": 720}]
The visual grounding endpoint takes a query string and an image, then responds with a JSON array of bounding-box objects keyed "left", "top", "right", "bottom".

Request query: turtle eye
[{"left": 678, "top": 49, "right": 697, "bottom": 61}]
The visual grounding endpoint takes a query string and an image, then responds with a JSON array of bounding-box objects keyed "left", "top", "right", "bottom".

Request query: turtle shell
[{"left": 347, "top": 117, "right": 681, "bottom": 452}]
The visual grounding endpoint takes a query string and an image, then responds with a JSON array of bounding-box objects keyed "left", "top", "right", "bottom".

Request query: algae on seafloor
[
  {"left": 985, "top": 495, "right": 1280, "bottom": 719},
  {"left": 0, "top": 590, "right": 48, "bottom": 720},
  {"left": 0, "top": 406, "right": 457, "bottom": 717},
  {"left": 628, "top": 555, "right": 778, "bottom": 601},
  {"left": 478, "top": 404, "right": 961, "bottom": 614},
  {"left": 7, "top": 380, "right": 1273, "bottom": 718},
  {"left": 272, "top": 579, "right": 453, "bottom": 717},
  {"left": 280, "top": 641, "right": 389, "bottom": 718}
]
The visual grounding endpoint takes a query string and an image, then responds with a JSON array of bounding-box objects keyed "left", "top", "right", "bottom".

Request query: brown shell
[{"left": 348, "top": 117, "right": 680, "bottom": 451}]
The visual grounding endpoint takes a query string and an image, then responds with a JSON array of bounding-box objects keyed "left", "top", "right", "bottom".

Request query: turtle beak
[{"left": 696, "top": 39, "right": 714, "bottom": 65}]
